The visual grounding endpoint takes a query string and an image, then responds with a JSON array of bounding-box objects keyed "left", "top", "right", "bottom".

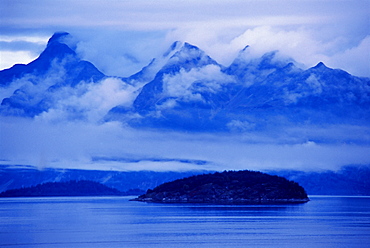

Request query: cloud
[
  {"left": 37, "top": 77, "right": 139, "bottom": 122},
  {"left": 326, "top": 35, "right": 370, "bottom": 77},
  {"left": 169, "top": 25, "right": 370, "bottom": 77},
  {"left": 162, "top": 64, "right": 234, "bottom": 100},
  {"left": 74, "top": 30, "right": 170, "bottom": 77},
  {"left": 1, "top": 0, "right": 370, "bottom": 173},
  {"left": 1, "top": 115, "right": 370, "bottom": 172},
  {"left": 0, "top": 40, "right": 44, "bottom": 53},
  {"left": 0, "top": 61, "right": 70, "bottom": 116},
  {"left": 0, "top": 50, "right": 39, "bottom": 70},
  {"left": 0, "top": 35, "right": 49, "bottom": 69},
  {"left": 1, "top": 50, "right": 142, "bottom": 121},
  {"left": 1, "top": 0, "right": 369, "bottom": 77}
]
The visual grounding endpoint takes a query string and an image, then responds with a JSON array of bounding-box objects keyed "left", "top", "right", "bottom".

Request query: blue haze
[{"left": 0, "top": 32, "right": 369, "bottom": 172}]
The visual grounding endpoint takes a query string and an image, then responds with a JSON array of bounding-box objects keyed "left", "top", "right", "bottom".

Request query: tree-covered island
[{"left": 132, "top": 170, "right": 309, "bottom": 204}]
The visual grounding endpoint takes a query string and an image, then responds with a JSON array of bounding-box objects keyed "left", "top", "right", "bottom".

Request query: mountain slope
[
  {"left": 132, "top": 42, "right": 222, "bottom": 112},
  {"left": 109, "top": 44, "right": 370, "bottom": 132},
  {"left": 0, "top": 32, "right": 105, "bottom": 117},
  {"left": 1, "top": 33, "right": 369, "bottom": 132},
  {"left": 126, "top": 41, "right": 183, "bottom": 84}
]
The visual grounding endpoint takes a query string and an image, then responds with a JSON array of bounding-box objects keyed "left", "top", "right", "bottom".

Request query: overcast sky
[
  {"left": 0, "top": 0, "right": 369, "bottom": 77},
  {"left": 0, "top": 0, "right": 369, "bottom": 172}
]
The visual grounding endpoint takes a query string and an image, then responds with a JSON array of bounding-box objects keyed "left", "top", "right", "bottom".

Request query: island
[
  {"left": 131, "top": 170, "right": 309, "bottom": 204},
  {"left": 0, "top": 180, "right": 128, "bottom": 197}
]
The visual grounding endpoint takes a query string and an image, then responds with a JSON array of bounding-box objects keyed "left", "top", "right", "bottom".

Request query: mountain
[
  {"left": 110, "top": 44, "right": 370, "bottom": 132},
  {"left": 132, "top": 170, "right": 310, "bottom": 204},
  {"left": 126, "top": 41, "right": 183, "bottom": 84},
  {"left": 1, "top": 32, "right": 369, "bottom": 131},
  {"left": 132, "top": 42, "right": 221, "bottom": 112},
  {"left": 0, "top": 32, "right": 105, "bottom": 117}
]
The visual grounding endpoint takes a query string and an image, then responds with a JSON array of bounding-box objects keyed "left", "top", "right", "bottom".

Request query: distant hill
[
  {"left": 0, "top": 165, "right": 206, "bottom": 194},
  {"left": 132, "top": 170, "right": 309, "bottom": 204},
  {"left": 0, "top": 180, "right": 136, "bottom": 197},
  {"left": 268, "top": 165, "right": 370, "bottom": 196}
]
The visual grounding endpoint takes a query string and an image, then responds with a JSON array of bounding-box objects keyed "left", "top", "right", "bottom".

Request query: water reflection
[{"left": 0, "top": 196, "right": 369, "bottom": 248}]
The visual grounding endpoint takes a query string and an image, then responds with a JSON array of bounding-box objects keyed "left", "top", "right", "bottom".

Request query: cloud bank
[
  {"left": 1, "top": 115, "right": 370, "bottom": 172},
  {"left": 0, "top": 0, "right": 369, "bottom": 76}
]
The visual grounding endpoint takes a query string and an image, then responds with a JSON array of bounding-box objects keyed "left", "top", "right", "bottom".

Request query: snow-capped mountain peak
[
  {"left": 46, "top": 31, "right": 78, "bottom": 52},
  {"left": 47, "top": 32, "right": 70, "bottom": 45},
  {"left": 127, "top": 41, "right": 184, "bottom": 84},
  {"left": 164, "top": 42, "right": 219, "bottom": 71},
  {"left": 131, "top": 41, "right": 225, "bottom": 113},
  {"left": 162, "top": 41, "right": 183, "bottom": 58}
]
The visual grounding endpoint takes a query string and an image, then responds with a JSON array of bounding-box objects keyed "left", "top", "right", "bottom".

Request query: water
[{"left": 0, "top": 196, "right": 369, "bottom": 248}]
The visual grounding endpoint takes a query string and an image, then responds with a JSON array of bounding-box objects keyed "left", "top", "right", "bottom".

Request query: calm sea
[{"left": 0, "top": 196, "right": 369, "bottom": 248}]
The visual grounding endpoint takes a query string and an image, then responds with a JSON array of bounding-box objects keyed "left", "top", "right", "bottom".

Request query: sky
[
  {"left": 0, "top": 0, "right": 370, "bottom": 172},
  {"left": 0, "top": 0, "right": 369, "bottom": 77}
]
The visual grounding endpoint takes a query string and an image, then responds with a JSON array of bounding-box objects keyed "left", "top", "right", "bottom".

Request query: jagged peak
[
  {"left": 47, "top": 32, "right": 70, "bottom": 45},
  {"left": 129, "top": 41, "right": 217, "bottom": 83},
  {"left": 15, "top": 32, "right": 82, "bottom": 76},
  {"left": 282, "top": 62, "right": 297, "bottom": 71},
  {"left": 162, "top": 41, "right": 203, "bottom": 59},
  {"left": 232, "top": 49, "right": 290, "bottom": 66},
  {"left": 225, "top": 46, "right": 251, "bottom": 68},
  {"left": 313, "top": 62, "right": 327, "bottom": 69},
  {"left": 162, "top": 41, "right": 182, "bottom": 57},
  {"left": 182, "top": 42, "right": 200, "bottom": 50},
  {"left": 234, "top": 45, "right": 251, "bottom": 59},
  {"left": 166, "top": 41, "right": 218, "bottom": 66},
  {"left": 46, "top": 32, "right": 78, "bottom": 52},
  {"left": 226, "top": 48, "right": 299, "bottom": 76},
  {"left": 309, "top": 62, "right": 352, "bottom": 77},
  {"left": 259, "top": 50, "right": 279, "bottom": 62},
  {"left": 308, "top": 62, "right": 334, "bottom": 74},
  {"left": 257, "top": 51, "right": 299, "bottom": 69}
]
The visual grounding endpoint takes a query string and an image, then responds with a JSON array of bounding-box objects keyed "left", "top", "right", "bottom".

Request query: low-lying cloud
[
  {"left": 161, "top": 64, "right": 234, "bottom": 102},
  {"left": 1, "top": 0, "right": 369, "bottom": 173},
  {"left": 1, "top": 116, "right": 369, "bottom": 172},
  {"left": 37, "top": 77, "right": 139, "bottom": 123}
]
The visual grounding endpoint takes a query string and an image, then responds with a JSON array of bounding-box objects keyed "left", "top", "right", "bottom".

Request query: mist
[{"left": 1, "top": 115, "right": 369, "bottom": 172}]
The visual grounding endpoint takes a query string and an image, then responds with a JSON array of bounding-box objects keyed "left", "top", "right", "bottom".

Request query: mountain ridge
[
  {"left": 0, "top": 33, "right": 105, "bottom": 117},
  {"left": 1, "top": 32, "right": 369, "bottom": 132}
]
